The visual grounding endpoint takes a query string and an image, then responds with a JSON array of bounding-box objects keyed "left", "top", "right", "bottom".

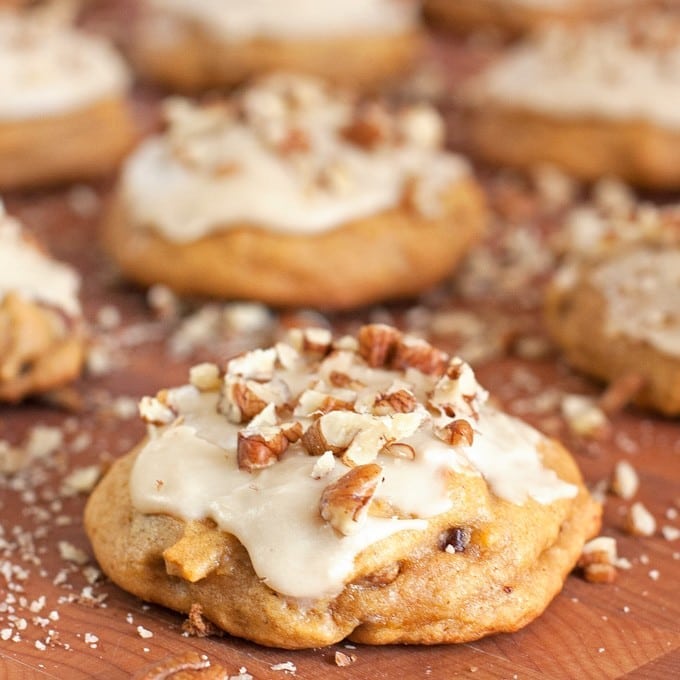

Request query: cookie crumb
[{"left": 182, "top": 603, "right": 219, "bottom": 638}]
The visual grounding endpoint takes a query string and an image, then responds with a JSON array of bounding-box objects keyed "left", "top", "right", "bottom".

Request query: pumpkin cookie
[
  {"left": 463, "top": 17, "right": 680, "bottom": 187},
  {"left": 85, "top": 324, "right": 601, "bottom": 649},
  {"left": 103, "top": 74, "right": 486, "bottom": 310},
  {"left": 546, "top": 199, "right": 680, "bottom": 415},
  {"left": 132, "top": 0, "right": 422, "bottom": 92},
  {"left": 0, "top": 9, "right": 135, "bottom": 190},
  {"left": 0, "top": 202, "right": 85, "bottom": 402}
]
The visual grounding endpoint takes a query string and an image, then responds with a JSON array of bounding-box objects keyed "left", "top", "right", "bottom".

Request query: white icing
[
  {"left": 121, "top": 76, "right": 469, "bottom": 239},
  {"left": 0, "top": 204, "right": 81, "bottom": 316},
  {"left": 145, "top": 0, "right": 417, "bottom": 41},
  {"left": 475, "top": 24, "right": 680, "bottom": 129},
  {"left": 592, "top": 248, "right": 680, "bottom": 357},
  {"left": 130, "top": 333, "right": 578, "bottom": 599},
  {"left": 0, "top": 11, "right": 130, "bottom": 120}
]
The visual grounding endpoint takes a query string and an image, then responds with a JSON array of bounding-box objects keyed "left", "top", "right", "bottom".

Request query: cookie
[
  {"left": 85, "top": 324, "right": 601, "bottom": 649},
  {"left": 132, "top": 0, "right": 422, "bottom": 92},
  {"left": 103, "top": 74, "right": 486, "bottom": 310},
  {"left": 423, "top": 0, "right": 638, "bottom": 38},
  {"left": 546, "top": 201, "right": 680, "bottom": 415},
  {"left": 0, "top": 9, "right": 135, "bottom": 190},
  {"left": 463, "top": 18, "right": 680, "bottom": 187},
  {"left": 0, "top": 202, "right": 85, "bottom": 402}
]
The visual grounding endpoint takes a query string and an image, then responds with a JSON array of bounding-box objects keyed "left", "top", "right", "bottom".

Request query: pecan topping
[
  {"left": 439, "top": 419, "right": 474, "bottom": 447},
  {"left": 392, "top": 338, "right": 448, "bottom": 376},
  {"left": 237, "top": 430, "right": 289, "bottom": 472},
  {"left": 276, "top": 127, "right": 310, "bottom": 155},
  {"left": 381, "top": 441, "right": 416, "bottom": 460},
  {"left": 372, "top": 388, "right": 417, "bottom": 415},
  {"left": 319, "top": 463, "right": 384, "bottom": 536},
  {"left": 357, "top": 324, "right": 401, "bottom": 368},
  {"left": 341, "top": 103, "right": 392, "bottom": 150}
]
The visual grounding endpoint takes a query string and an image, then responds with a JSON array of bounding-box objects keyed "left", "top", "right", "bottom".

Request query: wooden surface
[{"left": 2, "top": 8, "right": 680, "bottom": 679}]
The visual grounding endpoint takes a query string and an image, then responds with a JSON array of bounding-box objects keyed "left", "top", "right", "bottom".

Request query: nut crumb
[
  {"left": 610, "top": 460, "right": 639, "bottom": 500},
  {"left": 334, "top": 650, "right": 357, "bottom": 667},
  {"left": 137, "top": 625, "right": 153, "bottom": 639},
  {"left": 625, "top": 502, "right": 656, "bottom": 537}
]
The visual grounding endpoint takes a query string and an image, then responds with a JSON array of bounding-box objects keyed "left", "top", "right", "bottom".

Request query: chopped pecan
[
  {"left": 391, "top": 337, "right": 448, "bottom": 376},
  {"left": 276, "top": 127, "right": 310, "bottom": 155},
  {"left": 372, "top": 389, "right": 416, "bottom": 415},
  {"left": 439, "top": 419, "right": 474, "bottom": 447},
  {"left": 237, "top": 430, "right": 289, "bottom": 472},
  {"left": 319, "top": 463, "right": 384, "bottom": 535},
  {"left": 329, "top": 370, "right": 365, "bottom": 390},
  {"left": 381, "top": 441, "right": 416, "bottom": 460},
  {"left": 281, "top": 421, "right": 303, "bottom": 443},
  {"left": 219, "top": 378, "right": 266, "bottom": 423},
  {"left": 357, "top": 324, "right": 401, "bottom": 368},
  {"left": 301, "top": 412, "right": 360, "bottom": 456},
  {"left": 334, "top": 650, "right": 357, "bottom": 667},
  {"left": 341, "top": 103, "right": 392, "bottom": 150}
]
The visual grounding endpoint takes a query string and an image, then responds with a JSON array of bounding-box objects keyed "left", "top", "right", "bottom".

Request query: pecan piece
[
  {"left": 391, "top": 337, "right": 448, "bottom": 376},
  {"left": 357, "top": 324, "right": 401, "bottom": 368},
  {"left": 237, "top": 429, "right": 289, "bottom": 472},
  {"left": 319, "top": 463, "right": 384, "bottom": 535},
  {"left": 372, "top": 388, "right": 416, "bottom": 415},
  {"left": 438, "top": 419, "right": 474, "bottom": 447}
]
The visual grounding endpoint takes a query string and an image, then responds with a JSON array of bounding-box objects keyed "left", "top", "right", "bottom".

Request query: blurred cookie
[
  {"left": 132, "top": 0, "right": 422, "bottom": 92},
  {"left": 85, "top": 324, "right": 601, "bottom": 649},
  {"left": 546, "top": 198, "right": 680, "bottom": 415},
  {"left": 103, "top": 74, "right": 486, "bottom": 309},
  {"left": 424, "top": 0, "right": 638, "bottom": 38},
  {"left": 0, "top": 202, "right": 85, "bottom": 402},
  {"left": 0, "top": 9, "right": 135, "bottom": 190},
  {"left": 463, "top": 18, "right": 680, "bottom": 187}
]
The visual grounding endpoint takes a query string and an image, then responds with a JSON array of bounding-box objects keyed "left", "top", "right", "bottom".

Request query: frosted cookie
[
  {"left": 103, "top": 74, "right": 486, "bottom": 310},
  {"left": 423, "top": 0, "right": 638, "bottom": 38},
  {"left": 0, "top": 10, "right": 135, "bottom": 190},
  {"left": 463, "top": 19, "right": 680, "bottom": 188},
  {"left": 85, "top": 324, "right": 601, "bottom": 649},
  {"left": 0, "top": 202, "right": 85, "bottom": 402},
  {"left": 132, "top": 0, "right": 422, "bottom": 92},
  {"left": 546, "top": 201, "right": 680, "bottom": 415}
]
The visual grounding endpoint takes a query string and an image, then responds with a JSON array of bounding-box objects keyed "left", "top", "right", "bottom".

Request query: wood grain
[{"left": 1, "top": 7, "right": 680, "bottom": 679}]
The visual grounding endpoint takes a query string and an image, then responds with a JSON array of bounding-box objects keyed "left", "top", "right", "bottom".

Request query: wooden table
[{"left": 1, "top": 12, "right": 680, "bottom": 680}]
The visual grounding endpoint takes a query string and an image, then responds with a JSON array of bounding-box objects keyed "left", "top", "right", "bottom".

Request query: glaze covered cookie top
[
  {"left": 121, "top": 74, "right": 470, "bottom": 240},
  {"left": 0, "top": 10, "right": 130, "bottom": 120},
  {"left": 0, "top": 202, "right": 81, "bottom": 315},
  {"left": 130, "top": 325, "right": 578, "bottom": 599},
  {"left": 470, "top": 20, "right": 680, "bottom": 129},
  {"left": 553, "top": 197, "right": 680, "bottom": 357},
  {"left": 145, "top": 0, "right": 419, "bottom": 40}
]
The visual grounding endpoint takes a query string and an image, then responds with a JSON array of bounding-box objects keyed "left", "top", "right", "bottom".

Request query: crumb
[
  {"left": 270, "top": 661, "right": 297, "bottom": 673},
  {"left": 610, "top": 460, "right": 639, "bottom": 500},
  {"left": 334, "top": 650, "right": 357, "bottom": 667},
  {"left": 661, "top": 526, "right": 680, "bottom": 541},
  {"left": 625, "top": 502, "right": 656, "bottom": 537},
  {"left": 649, "top": 570, "right": 660, "bottom": 581},
  {"left": 57, "top": 541, "right": 89, "bottom": 566},
  {"left": 182, "top": 603, "right": 219, "bottom": 638},
  {"left": 60, "top": 465, "right": 101, "bottom": 496},
  {"left": 137, "top": 625, "right": 153, "bottom": 639}
]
